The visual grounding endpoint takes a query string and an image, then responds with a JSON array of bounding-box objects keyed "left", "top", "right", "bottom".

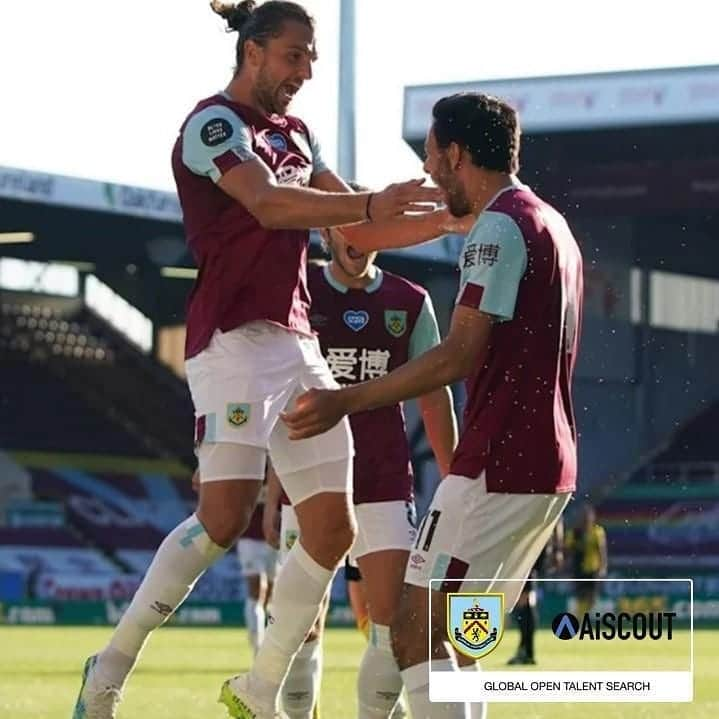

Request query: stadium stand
[
  {"left": 1, "top": 296, "right": 194, "bottom": 464},
  {"left": 598, "top": 399, "right": 719, "bottom": 572}
]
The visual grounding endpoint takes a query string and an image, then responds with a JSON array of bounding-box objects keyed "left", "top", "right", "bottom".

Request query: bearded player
[
  {"left": 284, "top": 92, "right": 584, "bottom": 719},
  {"left": 71, "top": 2, "right": 453, "bottom": 717}
]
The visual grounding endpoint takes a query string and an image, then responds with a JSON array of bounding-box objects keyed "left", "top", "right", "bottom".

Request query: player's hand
[
  {"left": 369, "top": 179, "right": 442, "bottom": 221},
  {"left": 281, "top": 387, "right": 349, "bottom": 440},
  {"left": 262, "top": 501, "right": 281, "bottom": 550},
  {"left": 191, "top": 469, "right": 200, "bottom": 494},
  {"left": 438, "top": 208, "right": 475, "bottom": 234}
]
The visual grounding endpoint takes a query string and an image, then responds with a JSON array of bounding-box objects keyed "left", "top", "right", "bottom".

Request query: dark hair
[
  {"left": 432, "top": 92, "right": 520, "bottom": 174},
  {"left": 211, "top": 1, "right": 314, "bottom": 71}
]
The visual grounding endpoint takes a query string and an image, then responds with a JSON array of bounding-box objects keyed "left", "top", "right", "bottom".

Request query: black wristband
[{"left": 365, "top": 193, "right": 374, "bottom": 222}]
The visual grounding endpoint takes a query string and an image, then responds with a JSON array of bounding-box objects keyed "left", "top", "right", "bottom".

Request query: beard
[
  {"left": 447, "top": 189, "right": 472, "bottom": 218},
  {"left": 254, "top": 68, "right": 282, "bottom": 115},
  {"left": 437, "top": 157, "right": 471, "bottom": 217}
]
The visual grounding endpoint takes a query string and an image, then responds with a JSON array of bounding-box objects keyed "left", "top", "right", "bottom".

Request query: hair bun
[{"left": 210, "top": 0, "right": 256, "bottom": 32}]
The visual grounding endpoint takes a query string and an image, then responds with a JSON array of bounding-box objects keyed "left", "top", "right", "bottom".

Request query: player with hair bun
[{"left": 71, "top": 2, "right": 452, "bottom": 718}]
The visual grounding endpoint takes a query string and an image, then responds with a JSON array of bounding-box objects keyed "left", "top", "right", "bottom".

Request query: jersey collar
[
  {"left": 323, "top": 264, "right": 383, "bottom": 294},
  {"left": 482, "top": 175, "right": 528, "bottom": 212}
]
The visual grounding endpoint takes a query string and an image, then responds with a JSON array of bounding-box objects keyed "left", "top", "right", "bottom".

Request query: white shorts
[
  {"left": 350, "top": 500, "right": 417, "bottom": 563},
  {"left": 237, "top": 538, "right": 278, "bottom": 581},
  {"left": 185, "top": 322, "right": 353, "bottom": 494},
  {"left": 405, "top": 474, "right": 571, "bottom": 611},
  {"left": 279, "top": 500, "right": 416, "bottom": 566}
]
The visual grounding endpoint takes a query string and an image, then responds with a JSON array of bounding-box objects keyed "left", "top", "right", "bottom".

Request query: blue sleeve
[
  {"left": 307, "top": 127, "right": 330, "bottom": 176},
  {"left": 409, "top": 294, "right": 441, "bottom": 359},
  {"left": 182, "top": 105, "right": 258, "bottom": 183},
  {"left": 455, "top": 211, "right": 527, "bottom": 322}
]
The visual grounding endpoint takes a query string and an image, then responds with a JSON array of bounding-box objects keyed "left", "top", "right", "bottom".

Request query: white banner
[
  {"left": 430, "top": 670, "right": 693, "bottom": 703},
  {"left": 0, "top": 165, "right": 181, "bottom": 222},
  {"left": 404, "top": 65, "right": 719, "bottom": 138}
]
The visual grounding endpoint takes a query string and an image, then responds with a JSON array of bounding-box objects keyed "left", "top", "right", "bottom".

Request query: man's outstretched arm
[
  {"left": 283, "top": 305, "right": 492, "bottom": 439},
  {"left": 312, "top": 169, "right": 471, "bottom": 252}
]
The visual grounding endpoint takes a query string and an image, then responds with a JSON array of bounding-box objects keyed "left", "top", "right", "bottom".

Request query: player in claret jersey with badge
[
  {"left": 284, "top": 92, "right": 584, "bottom": 719},
  {"left": 266, "top": 188, "right": 458, "bottom": 717},
  {"left": 71, "top": 2, "right": 452, "bottom": 718}
]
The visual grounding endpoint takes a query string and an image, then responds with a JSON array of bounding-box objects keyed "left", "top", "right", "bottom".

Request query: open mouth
[
  {"left": 347, "top": 245, "right": 365, "bottom": 260},
  {"left": 280, "top": 84, "right": 300, "bottom": 104}
]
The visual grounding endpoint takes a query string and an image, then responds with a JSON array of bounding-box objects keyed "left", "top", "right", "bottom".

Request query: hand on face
[{"left": 369, "top": 178, "right": 442, "bottom": 221}]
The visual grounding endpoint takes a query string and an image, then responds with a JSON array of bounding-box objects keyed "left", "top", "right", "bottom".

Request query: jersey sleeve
[
  {"left": 408, "top": 293, "right": 442, "bottom": 359},
  {"left": 182, "top": 105, "right": 259, "bottom": 183},
  {"left": 307, "top": 126, "right": 330, "bottom": 176},
  {"left": 455, "top": 210, "right": 528, "bottom": 322}
]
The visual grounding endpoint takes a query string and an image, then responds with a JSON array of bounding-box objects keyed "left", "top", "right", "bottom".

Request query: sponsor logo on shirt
[
  {"left": 326, "top": 347, "right": 391, "bottom": 383},
  {"left": 384, "top": 310, "right": 407, "bottom": 338},
  {"left": 267, "top": 132, "right": 288, "bottom": 151},
  {"left": 200, "top": 118, "right": 233, "bottom": 146},
  {"left": 227, "top": 403, "right": 251, "bottom": 427},
  {"left": 275, "top": 158, "right": 312, "bottom": 186},
  {"left": 343, "top": 309, "right": 369, "bottom": 332},
  {"left": 463, "top": 242, "right": 501, "bottom": 269}
]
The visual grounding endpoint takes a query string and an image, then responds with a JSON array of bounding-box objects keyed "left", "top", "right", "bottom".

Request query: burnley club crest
[
  {"left": 384, "top": 310, "right": 407, "bottom": 338},
  {"left": 447, "top": 593, "right": 504, "bottom": 660}
]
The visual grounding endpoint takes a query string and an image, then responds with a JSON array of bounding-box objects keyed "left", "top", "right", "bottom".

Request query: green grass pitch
[{"left": 0, "top": 625, "right": 715, "bottom": 718}]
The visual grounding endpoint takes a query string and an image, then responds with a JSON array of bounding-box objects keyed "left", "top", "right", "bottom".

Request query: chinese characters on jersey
[{"left": 326, "top": 348, "right": 391, "bottom": 383}]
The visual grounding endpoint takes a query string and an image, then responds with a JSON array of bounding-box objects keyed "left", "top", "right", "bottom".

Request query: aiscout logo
[{"left": 552, "top": 611, "right": 677, "bottom": 641}]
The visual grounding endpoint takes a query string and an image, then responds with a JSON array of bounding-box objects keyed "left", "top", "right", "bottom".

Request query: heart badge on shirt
[{"left": 343, "top": 310, "right": 369, "bottom": 332}]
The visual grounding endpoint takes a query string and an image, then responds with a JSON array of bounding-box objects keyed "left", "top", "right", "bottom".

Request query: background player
[
  {"left": 565, "top": 503, "right": 608, "bottom": 616},
  {"left": 71, "top": 2, "right": 453, "bottom": 718},
  {"left": 269, "top": 212, "right": 458, "bottom": 719},
  {"left": 283, "top": 91, "right": 584, "bottom": 719},
  {"left": 237, "top": 481, "right": 278, "bottom": 656}
]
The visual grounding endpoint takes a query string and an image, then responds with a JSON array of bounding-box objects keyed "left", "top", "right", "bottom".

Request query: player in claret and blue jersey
[
  {"left": 284, "top": 92, "right": 584, "bottom": 719},
  {"left": 271, "top": 200, "right": 457, "bottom": 717},
  {"left": 71, "top": 2, "right": 450, "bottom": 718}
]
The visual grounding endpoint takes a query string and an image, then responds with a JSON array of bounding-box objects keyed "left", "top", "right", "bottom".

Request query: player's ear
[
  {"left": 448, "top": 141, "right": 463, "bottom": 171},
  {"left": 244, "top": 38, "right": 264, "bottom": 69}
]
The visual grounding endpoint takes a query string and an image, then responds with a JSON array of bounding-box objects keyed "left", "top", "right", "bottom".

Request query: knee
[
  {"left": 304, "top": 511, "right": 357, "bottom": 564},
  {"left": 324, "top": 511, "right": 357, "bottom": 555},
  {"left": 198, "top": 505, "right": 254, "bottom": 548}
]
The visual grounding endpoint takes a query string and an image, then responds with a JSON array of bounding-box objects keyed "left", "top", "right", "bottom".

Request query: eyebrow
[{"left": 288, "top": 43, "right": 318, "bottom": 61}]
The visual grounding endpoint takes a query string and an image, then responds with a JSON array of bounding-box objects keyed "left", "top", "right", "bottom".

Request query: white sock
[
  {"left": 248, "top": 541, "right": 333, "bottom": 705},
  {"left": 96, "top": 514, "right": 225, "bottom": 686},
  {"left": 244, "top": 596, "right": 265, "bottom": 655},
  {"left": 281, "top": 638, "right": 323, "bottom": 719},
  {"left": 402, "top": 659, "right": 469, "bottom": 719},
  {"left": 460, "top": 663, "right": 487, "bottom": 719},
  {"left": 357, "top": 624, "right": 403, "bottom": 718}
]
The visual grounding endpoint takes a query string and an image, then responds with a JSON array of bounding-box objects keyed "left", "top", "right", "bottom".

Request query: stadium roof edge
[
  {"left": 0, "top": 165, "right": 460, "bottom": 266},
  {"left": 0, "top": 165, "right": 181, "bottom": 223},
  {"left": 404, "top": 63, "right": 719, "bottom": 139}
]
